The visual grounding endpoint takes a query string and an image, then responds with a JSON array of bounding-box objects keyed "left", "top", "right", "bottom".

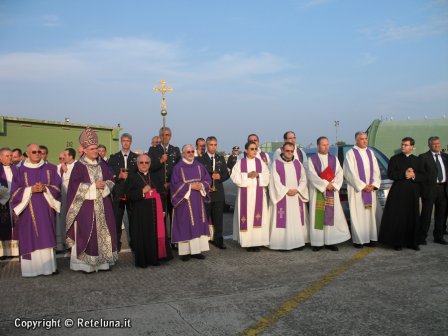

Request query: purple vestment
[
  {"left": 10, "top": 162, "right": 61, "bottom": 259},
  {"left": 170, "top": 160, "right": 211, "bottom": 243},
  {"left": 66, "top": 158, "right": 117, "bottom": 265}
]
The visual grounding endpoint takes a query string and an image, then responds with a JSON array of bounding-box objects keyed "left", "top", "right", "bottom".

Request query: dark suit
[
  {"left": 419, "top": 151, "right": 448, "bottom": 242},
  {"left": 108, "top": 151, "right": 138, "bottom": 250},
  {"left": 226, "top": 154, "right": 238, "bottom": 174},
  {"left": 197, "top": 153, "right": 230, "bottom": 246},
  {"left": 148, "top": 144, "right": 181, "bottom": 239}
]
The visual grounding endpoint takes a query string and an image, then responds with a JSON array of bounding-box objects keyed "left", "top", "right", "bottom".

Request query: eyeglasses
[
  {"left": 248, "top": 148, "right": 257, "bottom": 151},
  {"left": 139, "top": 161, "right": 150, "bottom": 164},
  {"left": 31, "top": 151, "right": 42, "bottom": 154},
  {"left": 185, "top": 151, "right": 195, "bottom": 154},
  {"left": 284, "top": 149, "right": 294, "bottom": 153}
]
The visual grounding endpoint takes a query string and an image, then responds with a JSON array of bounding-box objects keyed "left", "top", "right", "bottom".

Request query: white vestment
[
  {"left": 343, "top": 146, "right": 381, "bottom": 244},
  {"left": 308, "top": 153, "right": 350, "bottom": 246},
  {"left": 273, "top": 147, "right": 308, "bottom": 171},
  {"left": 56, "top": 161, "right": 76, "bottom": 251},
  {"left": 231, "top": 158, "right": 270, "bottom": 247},
  {"left": 0, "top": 165, "right": 19, "bottom": 257},
  {"left": 268, "top": 158, "right": 309, "bottom": 250}
]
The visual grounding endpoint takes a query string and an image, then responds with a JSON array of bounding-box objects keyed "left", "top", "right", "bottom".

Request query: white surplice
[
  {"left": 231, "top": 158, "right": 270, "bottom": 248},
  {"left": 268, "top": 158, "right": 309, "bottom": 250},
  {"left": 308, "top": 153, "right": 350, "bottom": 246},
  {"left": 343, "top": 146, "right": 381, "bottom": 244}
]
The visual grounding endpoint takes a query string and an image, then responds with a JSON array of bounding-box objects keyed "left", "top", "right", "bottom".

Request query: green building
[
  {"left": 366, "top": 118, "right": 448, "bottom": 158},
  {"left": 0, "top": 116, "right": 121, "bottom": 163}
]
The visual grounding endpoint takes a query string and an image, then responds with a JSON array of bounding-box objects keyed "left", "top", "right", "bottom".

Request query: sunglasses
[
  {"left": 139, "top": 161, "right": 150, "bottom": 164},
  {"left": 31, "top": 151, "right": 42, "bottom": 154},
  {"left": 58, "top": 157, "right": 64, "bottom": 160},
  {"left": 248, "top": 148, "right": 257, "bottom": 151},
  {"left": 284, "top": 149, "right": 294, "bottom": 153},
  {"left": 185, "top": 151, "right": 195, "bottom": 154}
]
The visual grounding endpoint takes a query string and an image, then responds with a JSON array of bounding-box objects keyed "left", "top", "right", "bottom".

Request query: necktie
[{"left": 435, "top": 154, "right": 443, "bottom": 182}]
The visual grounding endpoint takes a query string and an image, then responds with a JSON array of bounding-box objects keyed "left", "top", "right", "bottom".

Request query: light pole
[{"left": 334, "top": 120, "right": 340, "bottom": 143}]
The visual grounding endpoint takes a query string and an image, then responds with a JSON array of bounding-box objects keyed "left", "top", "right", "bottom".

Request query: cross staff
[{"left": 153, "top": 80, "right": 173, "bottom": 180}]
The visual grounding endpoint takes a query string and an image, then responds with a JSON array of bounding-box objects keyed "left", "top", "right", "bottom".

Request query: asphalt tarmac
[{"left": 0, "top": 212, "right": 447, "bottom": 335}]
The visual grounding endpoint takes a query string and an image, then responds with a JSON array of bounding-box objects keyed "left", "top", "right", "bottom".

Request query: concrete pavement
[{"left": 0, "top": 212, "right": 447, "bottom": 335}]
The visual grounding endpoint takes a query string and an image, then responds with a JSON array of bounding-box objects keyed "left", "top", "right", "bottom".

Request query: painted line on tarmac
[{"left": 240, "top": 247, "right": 375, "bottom": 336}]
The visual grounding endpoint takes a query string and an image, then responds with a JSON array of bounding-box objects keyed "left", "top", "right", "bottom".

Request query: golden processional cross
[{"left": 153, "top": 79, "right": 173, "bottom": 190}]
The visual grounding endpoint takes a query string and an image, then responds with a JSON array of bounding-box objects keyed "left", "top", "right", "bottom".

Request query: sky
[{"left": 0, "top": 0, "right": 447, "bottom": 152}]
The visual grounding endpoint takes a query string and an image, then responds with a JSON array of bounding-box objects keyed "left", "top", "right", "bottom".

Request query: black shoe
[
  {"left": 0, "top": 256, "right": 7, "bottom": 261},
  {"left": 365, "top": 241, "right": 377, "bottom": 247},
  {"left": 181, "top": 255, "right": 190, "bottom": 261},
  {"left": 418, "top": 240, "right": 427, "bottom": 245},
  {"left": 191, "top": 253, "right": 206, "bottom": 259},
  {"left": 353, "top": 243, "right": 363, "bottom": 249},
  {"left": 296, "top": 246, "right": 305, "bottom": 251},
  {"left": 211, "top": 240, "right": 227, "bottom": 250},
  {"left": 171, "top": 244, "right": 178, "bottom": 251},
  {"left": 312, "top": 246, "right": 322, "bottom": 252},
  {"left": 407, "top": 245, "right": 420, "bottom": 251},
  {"left": 443, "top": 230, "right": 448, "bottom": 235},
  {"left": 434, "top": 238, "right": 448, "bottom": 245},
  {"left": 325, "top": 245, "right": 339, "bottom": 251},
  {"left": 394, "top": 246, "right": 402, "bottom": 251},
  {"left": 252, "top": 247, "right": 260, "bottom": 252},
  {"left": 51, "top": 270, "right": 59, "bottom": 275}
]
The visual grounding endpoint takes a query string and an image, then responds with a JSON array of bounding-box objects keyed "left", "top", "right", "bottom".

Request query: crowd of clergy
[{"left": 0, "top": 127, "right": 446, "bottom": 277}]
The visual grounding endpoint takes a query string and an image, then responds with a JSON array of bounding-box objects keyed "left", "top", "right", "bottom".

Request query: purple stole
[
  {"left": 239, "top": 158, "right": 263, "bottom": 231},
  {"left": 310, "top": 154, "right": 336, "bottom": 226},
  {"left": 296, "top": 148, "right": 303, "bottom": 164},
  {"left": 275, "top": 159, "right": 304, "bottom": 228},
  {"left": 244, "top": 151, "right": 268, "bottom": 163},
  {"left": 352, "top": 148, "right": 374, "bottom": 208}
]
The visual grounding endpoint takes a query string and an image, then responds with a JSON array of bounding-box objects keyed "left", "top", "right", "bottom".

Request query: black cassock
[
  {"left": 379, "top": 153, "right": 422, "bottom": 248},
  {"left": 126, "top": 171, "right": 172, "bottom": 267}
]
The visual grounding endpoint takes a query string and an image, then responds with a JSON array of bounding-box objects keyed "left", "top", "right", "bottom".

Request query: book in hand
[{"left": 319, "top": 165, "right": 335, "bottom": 182}]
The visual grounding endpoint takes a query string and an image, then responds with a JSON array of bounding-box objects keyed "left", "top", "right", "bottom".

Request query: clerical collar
[
  {"left": 182, "top": 158, "right": 194, "bottom": 165},
  {"left": 404, "top": 153, "right": 412, "bottom": 157},
  {"left": 280, "top": 153, "right": 294, "bottom": 162},
  {"left": 354, "top": 145, "right": 368, "bottom": 151},
  {"left": 24, "top": 159, "right": 45, "bottom": 169}
]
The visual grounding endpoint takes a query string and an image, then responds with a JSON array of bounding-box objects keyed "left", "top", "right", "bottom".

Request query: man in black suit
[
  {"left": 198, "top": 136, "right": 230, "bottom": 249},
  {"left": 147, "top": 127, "right": 181, "bottom": 243},
  {"left": 108, "top": 133, "right": 138, "bottom": 252},
  {"left": 226, "top": 145, "right": 240, "bottom": 174},
  {"left": 419, "top": 136, "right": 448, "bottom": 245}
]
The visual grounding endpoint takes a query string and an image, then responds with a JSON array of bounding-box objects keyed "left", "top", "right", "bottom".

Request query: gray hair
[
  {"left": 0, "top": 147, "right": 11, "bottom": 156},
  {"left": 428, "top": 136, "right": 440, "bottom": 146},
  {"left": 355, "top": 131, "right": 367, "bottom": 140},
  {"left": 182, "top": 144, "right": 194, "bottom": 153}
]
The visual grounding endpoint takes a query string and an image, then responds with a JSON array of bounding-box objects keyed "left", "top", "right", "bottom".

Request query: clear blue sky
[{"left": 1, "top": 0, "right": 447, "bottom": 152}]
